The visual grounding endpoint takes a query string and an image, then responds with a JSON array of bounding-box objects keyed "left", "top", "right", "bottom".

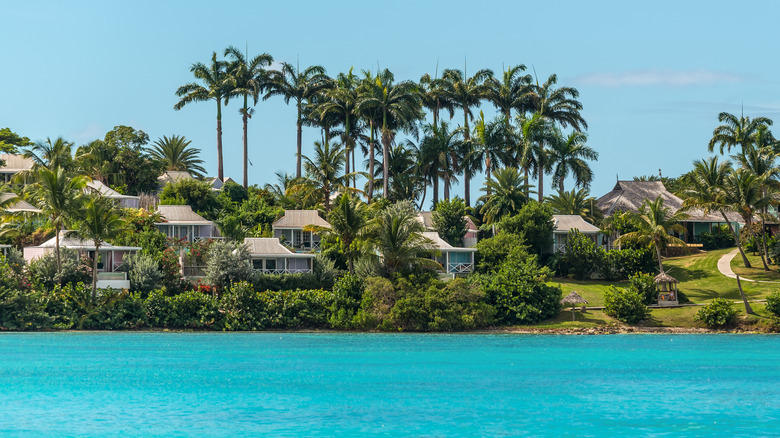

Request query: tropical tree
[
  {"left": 722, "top": 168, "right": 774, "bottom": 269},
  {"left": 317, "top": 69, "right": 359, "bottom": 184},
  {"left": 224, "top": 46, "right": 274, "bottom": 188},
  {"left": 29, "top": 167, "right": 89, "bottom": 280},
  {"left": 708, "top": 111, "right": 773, "bottom": 155},
  {"left": 356, "top": 69, "right": 422, "bottom": 198},
  {"left": 174, "top": 52, "right": 230, "bottom": 180},
  {"left": 22, "top": 137, "right": 74, "bottom": 172},
  {"left": 264, "top": 62, "right": 332, "bottom": 178},
  {"left": 516, "top": 114, "right": 555, "bottom": 201},
  {"left": 478, "top": 167, "right": 533, "bottom": 224},
  {"left": 76, "top": 194, "right": 126, "bottom": 299},
  {"left": 419, "top": 71, "right": 454, "bottom": 127},
  {"left": 356, "top": 70, "right": 382, "bottom": 200},
  {"left": 150, "top": 135, "right": 206, "bottom": 178},
  {"left": 549, "top": 130, "right": 598, "bottom": 192},
  {"left": 301, "top": 141, "right": 359, "bottom": 210},
  {"left": 317, "top": 192, "right": 369, "bottom": 273},
  {"left": 74, "top": 139, "right": 117, "bottom": 185},
  {"left": 486, "top": 64, "right": 532, "bottom": 119},
  {"left": 441, "top": 68, "right": 493, "bottom": 205},
  {"left": 419, "top": 122, "right": 463, "bottom": 202},
  {"left": 527, "top": 73, "right": 588, "bottom": 131},
  {"left": 679, "top": 157, "right": 750, "bottom": 268},
  {"left": 366, "top": 201, "right": 436, "bottom": 276},
  {"left": 471, "top": 112, "right": 513, "bottom": 195},
  {"left": 545, "top": 188, "right": 602, "bottom": 224},
  {"left": 615, "top": 196, "right": 688, "bottom": 273}
]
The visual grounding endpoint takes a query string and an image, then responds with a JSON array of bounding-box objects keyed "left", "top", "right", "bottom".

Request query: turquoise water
[{"left": 1, "top": 333, "right": 779, "bottom": 437}]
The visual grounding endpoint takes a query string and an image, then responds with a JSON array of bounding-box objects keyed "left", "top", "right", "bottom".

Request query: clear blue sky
[{"left": 2, "top": 0, "right": 779, "bottom": 203}]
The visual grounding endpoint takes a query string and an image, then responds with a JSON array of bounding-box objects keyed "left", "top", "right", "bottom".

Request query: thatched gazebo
[
  {"left": 561, "top": 291, "right": 589, "bottom": 321},
  {"left": 655, "top": 271, "right": 679, "bottom": 306}
]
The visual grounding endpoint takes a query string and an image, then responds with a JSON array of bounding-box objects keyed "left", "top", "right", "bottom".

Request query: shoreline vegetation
[{"left": 4, "top": 52, "right": 780, "bottom": 333}]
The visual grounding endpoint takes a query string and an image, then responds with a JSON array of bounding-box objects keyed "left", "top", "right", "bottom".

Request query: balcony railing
[
  {"left": 255, "top": 268, "right": 312, "bottom": 275},
  {"left": 554, "top": 243, "right": 567, "bottom": 253},
  {"left": 183, "top": 266, "right": 206, "bottom": 277},
  {"left": 447, "top": 263, "right": 474, "bottom": 274}
]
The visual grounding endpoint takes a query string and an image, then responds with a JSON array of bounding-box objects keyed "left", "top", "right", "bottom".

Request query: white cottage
[
  {"left": 23, "top": 231, "right": 139, "bottom": 289},
  {"left": 155, "top": 205, "right": 218, "bottom": 242},
  {"left": 272, "top": 210, "right": 330, "bottom": 252},
  {"left": 422, "top": 231, "right": 477, "bottom": 276},
  {"left": 243, "top": 237, "right": 315, "bottom": 274},
  {"left": 552, "top": 215, "right": 602, "bottom": 253},
  {"left": 0, "top": 154, "right": 34, "bottom": 184},
  {"left": 86, "top": 180, "right": 140, "bottom": 209}
]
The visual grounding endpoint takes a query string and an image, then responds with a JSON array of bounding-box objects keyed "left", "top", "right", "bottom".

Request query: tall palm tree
[
  {"left": 615, "top": 196, "right": 688, "bottom": 273},
  {"left": 486, "top": 64, "right": 532, "bottom": 119},
  {"left": 22, "top": 137, "right": 74, "bottom": 172},
  {"left": 29, "top": 167, "right": 89, "bottom": 280},
  {"left": 441, "top": 68, "right": 493, "bottom": 205},
  {"left": 76, "top": 194, "right": 126, "bottom": 299},
  {"left": 224, "top": 46, "right": 274, "bottom": 188},
  {"left": 74, "top": 139, "right": 116, "bottom": 185},
  {"left": 356, "top": 69, "right": 422, "bottom": 198},
  {"left": 527, "top": 73, "right": 588, "bottom": 131},
  {"left": 679, "top": 157, "right": 750, "bottom": 268},
  {"left": 264, "top": 62, "right": 332, "bottom": 178},
  {"left": 317, "top": 69, "right": 359, "bottom": 185},
  {"left": 472, "top": 112, "right": 514, "bottom": 195},
  {"left": 174, "top": 52, "right": 230, "bottom": 180},
  {"left": 735, "top": 141, "right": 778, "bottom": 270},
  {"left": 545, "top": 188, "right": 602, "bottom": 224},
  {"left": 419, "top": 71, "right": 454, "bottom": 127},
  {"left": 549, "top": 130, "right": 598, "bottom": 192},
  {"left": 708, "top": 111, "right": 773, "bottom": 154},
  {"left": 356, "top": 71, "right": 383, "bottom": 200},
  {"left": 301, "top": 141, "right": 360, "bottom": 210},
  {"left": 478, "top": 167, "right": 533, "bottom": 224},
  {"left": 516, "top": 114, "right": 555, "bottom": 202},
  {"left": 319, "top": 192, "right": 369, "bottom": 274},
  {"left": 367, "top": 200, "right": 436, "bottom": 276},
  {"left": 419, "top": 122, "right": 463, "bottom": 202},
  {"left": 150, "top": 135, "right": 206, "bottom": 178}
]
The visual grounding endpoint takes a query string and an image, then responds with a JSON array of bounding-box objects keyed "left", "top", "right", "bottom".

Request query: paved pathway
[{"left": 716, "top": 248, "right": 780, "bottom": 284}]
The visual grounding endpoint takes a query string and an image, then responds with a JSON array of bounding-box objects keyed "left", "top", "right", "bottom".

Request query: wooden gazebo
[{"left": 655, "top": 271, "right": 679, "bottom": 306}]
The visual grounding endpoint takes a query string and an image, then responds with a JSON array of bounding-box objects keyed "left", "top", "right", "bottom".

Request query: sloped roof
[
  {"left": 0, "top": 154, "right": 34, "bottom": 172},
  {"left": 597, "top": 180, "right": 743, "bottom": 223},
  {"left": 243, "top": 238, "right": 314, "bottom": 258},
  {"left": 553, "top": 215, "right": 601, "bottom": 234},
  {"left": 155, "top": 205, "right": 211, "bottom": 224},
  {"left": 273, "top": 210, "right": 330, "bottom": 229},
  {"left": 86, "top": 180, "right": 139, "bottom": 200},
  {"left": 417, "top": 211, "right": 435, "bottom": 229},
  {"left": 36, "top": 231, "right": 140, "bottom": 251},
  {"left": 0, "top": 193, "right": 40, "bottom": 213},
  {"left": 421, "top": 231, "right": 476, "bottom": 252},
  {"left": 157, "top": 170, "right": 193, "bottom": 184}
]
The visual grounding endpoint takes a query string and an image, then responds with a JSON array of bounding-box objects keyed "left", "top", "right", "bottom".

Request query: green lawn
[
  {"left": 729, "top": 251, "right": 780, "bottom": 282},
  {"left": 537, "top": 248, "right": 780, "bottom": 329}
]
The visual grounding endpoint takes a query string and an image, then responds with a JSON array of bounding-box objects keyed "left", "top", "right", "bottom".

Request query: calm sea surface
[{"left": 1, "top": 332, "right": 779, "bottom": 437}]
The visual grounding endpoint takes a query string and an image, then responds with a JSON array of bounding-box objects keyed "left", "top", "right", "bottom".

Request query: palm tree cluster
[{"left": 174, "top": 53, "right": 597, "bottom": 212}]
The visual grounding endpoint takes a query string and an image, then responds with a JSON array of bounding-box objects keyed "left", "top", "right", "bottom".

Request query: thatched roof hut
[
  {"left": 561, "top": 291, "right": 589, "bottom": 306},
  {"left": 654, "top": 271, "right": 679, "bottom": 285}
]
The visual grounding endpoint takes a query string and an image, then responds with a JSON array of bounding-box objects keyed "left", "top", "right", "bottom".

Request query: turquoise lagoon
[{"left": 1, "top": 333, "right": 779, "bottom": 437}]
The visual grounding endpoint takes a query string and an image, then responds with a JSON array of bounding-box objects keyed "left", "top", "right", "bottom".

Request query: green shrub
[
  {"left": 497, "top": 202, "right": 555, "bottom": 256},
  {"left": 628, "top": 272, "right": 656, "bottom": 305},
  {"left": 205, "top": 240, "right": 253, "bottom": 291},
  {"left": 328, "top": 274, "right": 363, "bottom": 329},
  {"left": 258, "top": 289, "right": 332, "bottom": 329},
  {"left": 144, "top": 290, "right": 172, "bottom": 327},
  {"left": 432, "top": 197, "right": 468, "bottom": 247},
  {"left": 597, "top": 247, "right": 655, "bottom": 281},
  {"left": 477, "top": 253, "right": 561, "bottom": 325},
  {"left": 353, "top": 277, "right": 396, "bottom": 329},
  {"left": 555, "top": 230, "right": 600, "bottom": 280},
  {"left": 28, "top": 248, "right": 92, "bottom": 290},
  {"left": 121, "top": 252, "right": 163, "bottom": 295},
  {"left": 474, "top": 233, "right": 528, "bottom": 274},
  {"left": 695, "top": 298, "right": 738, "bottom": 328},
  {"left": 220, "top": 282, "right": 267, "bottom": 331},
  {"left": 81, "top": 291, "right": 148, "bottom": 330},
  {"left": 766, "top": 292, "right": 780, "bottom": 317},
  {"left": 697, "top": 230, "right": 734, "bottom": 250},
  {"left": 604, "top": 286, "right": 648, "bottom": 324},
  {"left": 167, "top": 290, "right": 222, "bottom": 329},
  {"left": 251, "top": 272, "right": 321, "bottom": 291},
  {"left": 0, "top": 286, "right": 52, "bottom": 330},
  {"left": 313, "top": 253, "right": 340, "bottom": 290}
]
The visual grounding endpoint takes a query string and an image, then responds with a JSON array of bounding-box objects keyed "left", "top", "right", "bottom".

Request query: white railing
[
  {"left": 183, "top": 266, "right": 206, "bottom": 277},
  {"left": 447, "top": 263, "right": 474, "bottom": 274},
  {"left": 256, "top": 268, "right": 312, "bottom": 275},
  {"left": 554, "top": 244, "right": 566, "bottom": 253}
]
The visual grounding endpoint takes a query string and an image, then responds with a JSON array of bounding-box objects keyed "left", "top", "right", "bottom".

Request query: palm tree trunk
[
  {"left": 92, "top": 242, "right": 100, "bottom": 300},
  {"left": 242, "top": 98, "right": 249, "bottom": 189},
  {"left": 538, "top": 165, "right": 544, "bottom": 202},
  {"left": 524, "top": 168, "right": 530, "bottom": 199},
  {"left": 485, "top": 159, "right": 492, "bottom": 196},
  {"left": 368, "top": 122, "right": 375, "bottom": 201},
  {"left": 55, "top": 223, "right": 62, "bottom": 283},
  {"left": 559, "top": 178, "right": 564, "bottom": 193},
  {"left": 351, "top": 148, "right": 356, "bottom": 189},
  {"left": 444, "top": 178, "right": 450, "bottom": 200},
  {"left": 654, "top": 242, "right": 664, "bottom": 273},
  {"left": 296, "top": 104, "right": 303, "bottom": 178},
  {"left": 432, "top": 177, "right": 439, "bottom": 207},
  {"left": 722, "top": 210, "right": 751, "bottom": 268},
  {"left": 464, "top": 174, "right": 471, "bottom": 207},
  {"left": 344, "top": 116, "right": 351, "bottom": 180},
  {"left": 761, "top": 205, "right": 770, "bottom": 271},
  {"left": 216, "top": 99, "right": 224, "bottom": 181},
  {"left": 382, "top": 120, "right": 390, "bottom": 198}
]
